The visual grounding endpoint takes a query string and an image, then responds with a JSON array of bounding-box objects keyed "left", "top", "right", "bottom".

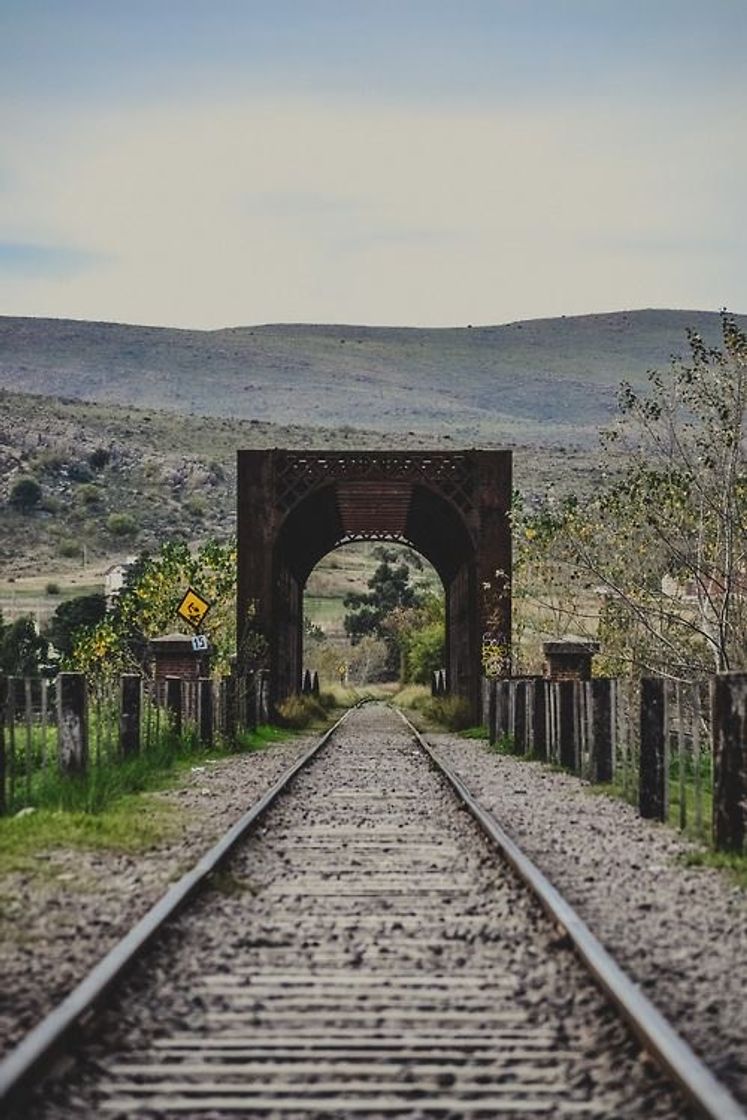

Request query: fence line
[
  {"left": 0, "top": 669, "right": 271, "bottom": 817},
  {"left": 483, "top": 671, "right": 747, "bottom": 854}
]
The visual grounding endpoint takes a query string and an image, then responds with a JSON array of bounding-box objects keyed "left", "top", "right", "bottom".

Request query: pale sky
[{"left": 1, "top": 1, "right": 745, "bottom": 328}]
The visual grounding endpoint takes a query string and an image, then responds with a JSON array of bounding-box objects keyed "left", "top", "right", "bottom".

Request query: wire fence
[
  {"left": 483, "top": 672, "right": 746, "bottom": 853},
  {"left": 0, "top": 670, "right": 271, "bottom": 816}
]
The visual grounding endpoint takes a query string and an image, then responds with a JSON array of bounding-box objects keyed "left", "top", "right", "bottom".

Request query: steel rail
[
  {"left": 397, "top": 708, "right": 747, "bottom": 1120},
  {"left": 0, "top": 706, "right": 355, "bottom": 1110}
]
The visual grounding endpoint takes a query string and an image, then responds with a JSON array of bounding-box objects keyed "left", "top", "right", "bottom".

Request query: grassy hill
[
  {"left": 0, "top": 382, "right": 598, "bottom": 631},
  {"left": 2, "top": 309, "right": 743, "bottom": 449}
]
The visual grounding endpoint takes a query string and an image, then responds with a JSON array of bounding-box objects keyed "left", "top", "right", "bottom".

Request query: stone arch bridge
[{"left": 237, "top": 449, "right": 512, "bottom": 720}]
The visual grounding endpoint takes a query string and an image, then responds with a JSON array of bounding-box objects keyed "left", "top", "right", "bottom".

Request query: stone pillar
[
  {"left": 149, "top": 633, "right": 211, "bottom": 684},
  {"left": 543, "top": 641, "right": 600, "bottom": 681}
]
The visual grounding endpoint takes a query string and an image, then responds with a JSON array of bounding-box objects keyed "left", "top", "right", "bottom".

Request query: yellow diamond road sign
[{"left": 177, "top": 587, "right": 212, "bottom": 630}]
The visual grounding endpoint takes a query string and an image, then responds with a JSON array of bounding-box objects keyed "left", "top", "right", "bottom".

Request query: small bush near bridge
[
  {"left": 393, "top": 685, "right": 472, "bottom": 731},
  {"left": 276, "top": 694, "right": 328, "bottom": 729},
  {"left": 427, "top": 695, "right": 472, "bottom": 731}
]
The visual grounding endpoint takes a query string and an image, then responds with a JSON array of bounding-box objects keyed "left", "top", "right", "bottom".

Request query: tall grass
[{"left": 392, "top": 685, "right": 472, "bottom": 731}]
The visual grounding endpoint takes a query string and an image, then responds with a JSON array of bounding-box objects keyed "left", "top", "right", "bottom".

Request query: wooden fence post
[
  {"left": 558, "top": 680, "right": 577, "bottom": 771},
  {"left": 639, "top": 677, "right": 667, "bottom": 820},
  {"left": 245, "top": 672, "right": 257, "bottom": 731},
  {"left": 712, "top": 672, "right": 747, "bottom": 852},
  {"left": 590, "top": 678, "right": 614, "bottom": 783},
  {"left": 258, "top": 669, "right": 271, "bottom": 724},
  {"left": 223, "top": 672, "right": 237, "bottom": 740},
  {"left": 496, "top": 679, "right": 510, "bottom": 742},
  {"left": 57, "top": 672, "right": 88, "bottom": 775},
  {"left": 0, "top": 675, "right": 6, "bottom": 815},
  {"left": 120, "top": 674, "right": 141, "bottom": 757},
  {"left": 514, "top": 680, "right": 528, "bottom": 755},
  {"left": 198, "top": 677, "right": 214, "bottom": 748},
  {"left": 487, "top": 680, "right": 498, "bottom": 745},
  {"left": 165, "top": 676, "right": 183, "bottom": 737},
  {"left": 532, "top": 679, "right": 548, "bottom": 761}
]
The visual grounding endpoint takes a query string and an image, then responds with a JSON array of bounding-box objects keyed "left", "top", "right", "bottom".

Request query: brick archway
[{"left": 237, "top": 450, "right": 512, "bottom": 719}]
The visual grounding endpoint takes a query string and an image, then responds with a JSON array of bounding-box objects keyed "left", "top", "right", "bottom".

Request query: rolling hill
[
  {"left": 1, "top": 306, "right": 743, "bottom": 590},
  {"left": 2, "top": 309, "right": 743, "bottom": 449}
]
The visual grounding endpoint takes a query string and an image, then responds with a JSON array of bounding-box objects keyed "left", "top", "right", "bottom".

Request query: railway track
[{"left": 1, "top": 702, "right": 744, "bottom": 1118}]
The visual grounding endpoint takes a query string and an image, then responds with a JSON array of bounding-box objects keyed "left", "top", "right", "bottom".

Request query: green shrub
[
  {"left": 58, "top": 539, "right": 81, "bottom": 558},
  {"left": 77, "top": 484, "right": 103, "bottom": 506},
  {"left": 107, "top": 513, "right": 138, "bottom": 537},
  {"left": 318, "top": 685, "right": 358, "bottom": 710},
  {"left": 88, "top": 447, "right": 111, "bottom": 470},
  {"left": 392, "top": 684, "right": 431, "bottom": 711},
  {"left": 45, "top": 581, "right": 60, "bottom": 596},
  {"left": 68, "top": 461, "right": 94, "bottom": 483},
  {"left": 276, "top": 694, "right": 328, "bottom": 729},
  {"left": 9, "top": 476, "right": 42, "bottom": 511},
  {"left": 186, "top": 495, "right": 206, "bottom": 518}
]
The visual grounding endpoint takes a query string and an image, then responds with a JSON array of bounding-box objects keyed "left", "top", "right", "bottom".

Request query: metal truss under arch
[{"left": 237, "top": 449, "right": 512, "bottom": 720}]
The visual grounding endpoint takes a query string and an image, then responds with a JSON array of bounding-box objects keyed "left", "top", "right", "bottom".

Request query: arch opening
[{"left": 304, "top": 540, "right": 445, "bottom": 690}]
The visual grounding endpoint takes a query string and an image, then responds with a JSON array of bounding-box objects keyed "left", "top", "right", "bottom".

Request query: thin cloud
[
  {"left": 0, "top": 241, "right": 104, "bottom": 277},
  {"left": 1, "top": 94, "right": 744, "bottom": 326}
]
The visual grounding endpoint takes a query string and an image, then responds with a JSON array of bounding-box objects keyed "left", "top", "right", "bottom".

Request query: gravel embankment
[
  {"left": 432, "top": 730, "right": 747, "bottom": 1106},
  {"left": 0, "top": 734, "right": 316, "bottom": 1058}
]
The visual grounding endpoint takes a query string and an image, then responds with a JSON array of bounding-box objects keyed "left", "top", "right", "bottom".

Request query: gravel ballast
[
  {"left": 0, "top": 733, "right": 316, "bottom": 1059},
  {"left": 26, "top": 704, "right": 689, "bottom": 1118},
  {"left": 432, "top": 729, "right": 747, "bottom": 1106}
]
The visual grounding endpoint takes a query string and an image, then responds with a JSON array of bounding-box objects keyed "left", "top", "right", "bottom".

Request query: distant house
[
  {"left": 661, "top": 569, "right": 747, "bottom": 604},
  {"left": 661, "top": 573, "right": 699, "bottom": 602},
  {"left": 104, "top": 557, "right": 137, "bottom": 605}
]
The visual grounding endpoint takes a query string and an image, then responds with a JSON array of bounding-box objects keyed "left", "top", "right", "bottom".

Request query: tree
[
  {"left": 343, "top": 547, "right": 425, "bottom": 677},
  {"left": 399, "top": 594, "right": 445, "bottom": 683},
  {"left": 9, "top": 477, "right": 42, "bottom": 512},
  {"left": 0, "top": 616, "right": 48, "bottom": 675},
  {"left": 518, "top": 313, "right": 746, "bottom": 679},
  {"left": 47, "top": 593, "right": 107, "bottom": 658},
  {"left": 69, "top": 539, "right": 237, "bottom": 678}
]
